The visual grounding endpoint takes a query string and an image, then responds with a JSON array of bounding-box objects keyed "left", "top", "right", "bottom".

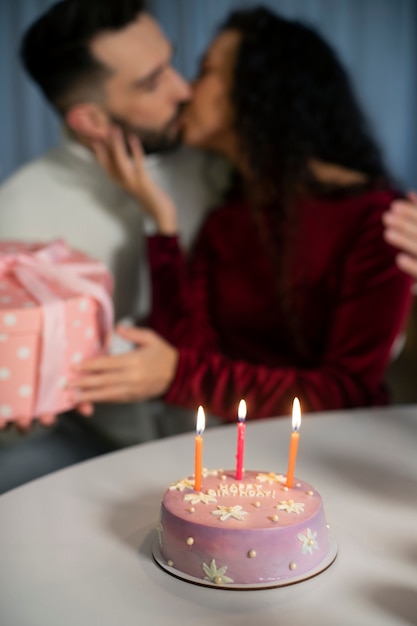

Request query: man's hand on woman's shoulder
[{"left": 383, "top": 191, "right": 417, "bottom": 280}]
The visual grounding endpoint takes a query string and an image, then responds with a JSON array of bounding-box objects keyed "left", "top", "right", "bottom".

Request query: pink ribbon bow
[{"left": 0, "top": 240, "right": 114, "bottom": 416}]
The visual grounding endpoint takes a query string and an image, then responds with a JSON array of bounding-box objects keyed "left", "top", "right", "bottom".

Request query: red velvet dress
[{"left": 147, "top": 188, "right": 412, "bottom": 421}]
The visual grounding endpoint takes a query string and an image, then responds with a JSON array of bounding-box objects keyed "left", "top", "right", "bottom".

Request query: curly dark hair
[
  {"left": 21, "top": 0, "right": 146, "bottom": 115},
  {"left": 218, "top": 7, "right": 393, "bottom": 361},
  {"left": 220, "top": 6, "right": 390, "bottom": 208}
]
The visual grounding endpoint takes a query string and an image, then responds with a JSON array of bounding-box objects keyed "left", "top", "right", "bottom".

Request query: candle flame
[
  {"left": 238, "top": 399, "right": 247, "bottom": 422},
  {"left": 196, "top": 405, "right": 206, "bottom": 435},
  {"left": 292, "top": 397, "right": 301, "bottom": 431}
]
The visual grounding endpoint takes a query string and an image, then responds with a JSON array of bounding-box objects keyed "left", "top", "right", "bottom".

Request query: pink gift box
[{"left": 0, "top": 240, "right": 114, "bottom": 420}]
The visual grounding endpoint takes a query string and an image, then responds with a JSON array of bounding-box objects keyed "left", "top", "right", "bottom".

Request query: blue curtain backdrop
[{"left": 1, "top": 0, "right": 416, "bottom": 188}]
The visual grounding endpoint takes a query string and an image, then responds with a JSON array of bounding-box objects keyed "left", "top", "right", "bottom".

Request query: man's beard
[{"left": 108, "top": 105, "right": 185, "bottom": 155}]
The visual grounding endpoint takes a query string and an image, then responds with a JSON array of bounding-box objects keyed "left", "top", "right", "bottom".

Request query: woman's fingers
[{"left": 75, "top": 402, "right": 95, "bottom": 417}]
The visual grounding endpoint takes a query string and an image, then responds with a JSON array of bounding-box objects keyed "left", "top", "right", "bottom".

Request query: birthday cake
[{"left": 155, "top": 469, "right": 336, "bottom": 588}]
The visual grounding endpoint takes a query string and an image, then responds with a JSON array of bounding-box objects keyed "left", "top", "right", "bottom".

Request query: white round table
[{"left": 1, "top": 405, "right": 416, "bottom": 625}]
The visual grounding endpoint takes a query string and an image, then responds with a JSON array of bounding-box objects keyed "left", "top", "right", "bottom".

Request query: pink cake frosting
[{"left": 158, "top": 469, "right": 332, "bottom": 586}]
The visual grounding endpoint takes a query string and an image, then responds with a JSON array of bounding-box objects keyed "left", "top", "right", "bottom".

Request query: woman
[{"left": 72, "top": 7, "right": 412, "bottom": 420}]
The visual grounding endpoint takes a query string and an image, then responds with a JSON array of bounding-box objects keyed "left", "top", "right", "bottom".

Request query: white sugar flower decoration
[
  {"left": 297, "top": 528, "right": 319, "bottom": 555},
  {"left": 202, "top": 468, "right": 222, "bottom": 477},
  {"left": 203, "top": 559, "right": 233, "bottom": 584},
  {"left": 169, "top": 478, "right": 194, "bottom": 491},
  {"left": 256, "top": 472, "right": 286, "bottom": 485},
  {"left": 211, "top": 505, "right": 248, "bottom": 522},
  {"left": 277, "top": 500, "right": 305, "bottom": 514},
  {"left": 183, "top": 492, "right": 217, "bottom": 505}
]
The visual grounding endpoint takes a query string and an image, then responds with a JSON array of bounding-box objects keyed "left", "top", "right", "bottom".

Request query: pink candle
[
  {"left": 235, "top": 399, "right": 247, "bottom": 480},
  {"left": 286, "top": 398, "right": 302, "bottom": 488}
]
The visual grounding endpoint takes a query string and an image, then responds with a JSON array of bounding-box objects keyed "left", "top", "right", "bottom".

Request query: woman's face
[{"left": 182, "top": 29, "right": 240, "bottom": 156}]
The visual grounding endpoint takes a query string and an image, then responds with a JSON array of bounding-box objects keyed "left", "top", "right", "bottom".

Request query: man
[
  {"left": 0, "top": 0, "right": 226, "bottom": 483},
  {"left": 1, "top": 0, "right": 224, "bottom": 316}
]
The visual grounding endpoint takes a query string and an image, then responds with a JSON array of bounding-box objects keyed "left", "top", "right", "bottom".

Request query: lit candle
[
  {"left": 286, "top": 398, "right": 301, "bottom": 488},
  {"left": 194, "top": 406, "right": 205, "bottom": 491},
  {"left": 235, "top": 399, "right": 247, "bottom": 480}
]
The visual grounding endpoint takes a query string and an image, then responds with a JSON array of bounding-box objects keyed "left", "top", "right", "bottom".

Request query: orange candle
[
  {"left": 235, "top": 399, "right": 247, "bottom": 480},
  {"left": 194, "top": 406, "right": 205, "bottom": 491},
  {"left": 286, "top": 398, "right": 301, "bottom": 488}
]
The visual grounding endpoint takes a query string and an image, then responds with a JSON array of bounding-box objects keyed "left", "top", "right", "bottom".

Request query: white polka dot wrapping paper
[{"left": 0, "top": 240, "right": 114, "bottom": 420}]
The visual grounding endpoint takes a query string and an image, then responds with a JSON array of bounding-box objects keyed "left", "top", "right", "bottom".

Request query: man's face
[{"left": 90, "top": 13, "right": 190, "bottom": 153}]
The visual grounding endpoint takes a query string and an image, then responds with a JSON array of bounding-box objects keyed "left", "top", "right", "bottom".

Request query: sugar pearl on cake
[
  {"left": 186, "top": 537, "right": 194, "bottom": 546},
  {"left": 188, "top": 507, "right": 195, "bottom": 513},
  {"left": 270, "top": 514, "right": 279, "bottom": 522},
  {"left": 307, "top": 490, "right": 314, "bottom": 496},
  {"left": 221, "top": 475, "right": 227, "bottom": 480},
  {"left": 289, "top": 562, "right": 297, "bottom": 570},
  {"left": 283, "top": 486, "right": 289, "bottom": 492},
  {"left": 248, "top": 550, "right": 257, "bottom": 558},
  {"left": 308, "top": 539, "right": 315, "bottom": 546},
  {"left": 253, "top": 501, "right": 261, "bottom": 508},
  {"left": 214, "top": 576, "right": 223, "bottom": 584},
  {"left": 167, "top": 560, "right": 174, "bottom": 567}
]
